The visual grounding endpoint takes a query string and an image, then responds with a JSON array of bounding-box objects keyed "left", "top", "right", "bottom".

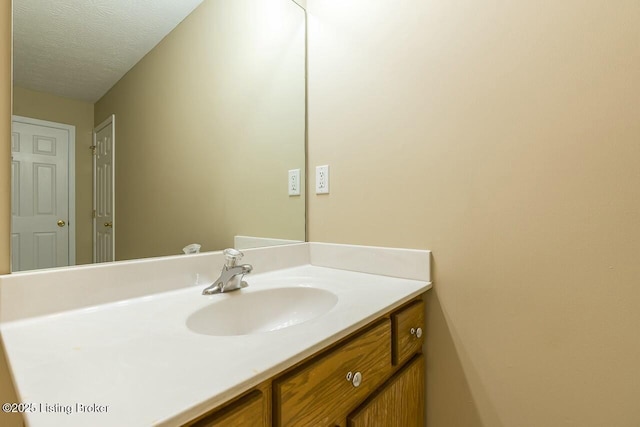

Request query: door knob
[
  {"left": 57, "top": 220, "right": 66, "bottom": 227},
  {"left": 104, "top": 222, "right": 113, "bottom": 228}
]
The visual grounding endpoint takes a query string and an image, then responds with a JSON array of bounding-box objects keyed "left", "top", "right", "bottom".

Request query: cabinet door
[
  {"left": 185, "top": 389, "right": 266, "bottom": 427},
  {"left": 347, "top": 354, "right": 424, "bottom": 427},
  {"left": 275, "top": 320, "right": 392, "bottom": 426}
]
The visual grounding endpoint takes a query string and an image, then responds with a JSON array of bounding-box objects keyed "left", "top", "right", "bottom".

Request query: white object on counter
[{"left": 182, "top": 243, "right": 201, "bottom": 254}]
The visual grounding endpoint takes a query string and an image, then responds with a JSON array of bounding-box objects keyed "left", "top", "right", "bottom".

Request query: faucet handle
[{"left": 223, "top": 248, "right": 244, "bottom": 267}]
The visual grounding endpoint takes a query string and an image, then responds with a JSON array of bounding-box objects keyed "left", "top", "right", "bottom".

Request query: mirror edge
[{"left": 1, "top": 0, "right": 11, "bottom": 275}]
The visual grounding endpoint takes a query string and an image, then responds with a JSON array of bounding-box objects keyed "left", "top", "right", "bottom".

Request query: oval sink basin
[{"left": 186, "top": 287, "right": 338, "bottom": 336}]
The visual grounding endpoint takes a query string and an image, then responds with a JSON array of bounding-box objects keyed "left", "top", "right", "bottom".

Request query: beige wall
[
  {"left": 12, "top": 86, "right": 95, "bottom": 265},
  {"left": 307, "top": 1, "right": 640, "bottom": 426},
  {"left": 95, "top": 0, "right": 305, "bottom": 261}
]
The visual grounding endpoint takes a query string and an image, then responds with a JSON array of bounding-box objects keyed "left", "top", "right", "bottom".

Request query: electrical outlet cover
[
  {"left": 316, "top": 165, "right": 329, "bottom": 194},
  {"left": 288, "top": 169, "right": 301, "bottom": 196}
]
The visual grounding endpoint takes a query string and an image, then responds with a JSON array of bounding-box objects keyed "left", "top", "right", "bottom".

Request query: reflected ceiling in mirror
[{"left": 10, "top": 0, "right": 306, "bottom": 272}]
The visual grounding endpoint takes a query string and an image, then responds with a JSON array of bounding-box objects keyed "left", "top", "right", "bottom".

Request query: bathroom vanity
[
  {"left": 185, "top": 298, "right": 425, "bottom": 427},
  {"left": 0, "top": 243, "right": 431, "bottom": 426}
]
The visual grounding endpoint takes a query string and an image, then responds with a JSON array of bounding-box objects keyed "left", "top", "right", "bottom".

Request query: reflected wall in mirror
[{"left": 11, "top": 0, "right": 306, "bottom": 272}]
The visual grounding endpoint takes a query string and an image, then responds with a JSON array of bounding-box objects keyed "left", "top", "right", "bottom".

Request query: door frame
[
  {"left": 92, "top": 114, "right": 115, "bottom": 263},
  {"left": 11, "top": 115, "right": 76, "bottom": 268}
]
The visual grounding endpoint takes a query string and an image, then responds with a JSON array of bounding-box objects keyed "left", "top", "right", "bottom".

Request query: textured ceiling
[{"left": 13, "top": 0, "right": 205, "bottom": 103}]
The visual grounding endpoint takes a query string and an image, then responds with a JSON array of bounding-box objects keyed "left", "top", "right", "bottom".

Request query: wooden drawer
[
  {"left": 183, "top": 388, "right": 267, "bottom": 427},
  {"left": 274, "top": 319, "right": 392, "bottom": 426},
  {"left": 392, "top": 300, "right": 424, "bottom": 366}
]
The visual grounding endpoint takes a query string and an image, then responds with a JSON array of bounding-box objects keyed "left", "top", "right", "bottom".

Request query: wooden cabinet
[
  {"left": 182, "top": 296, "right": 426, "bottom": 427},
  {"left": 347, "top": 354, "right": 425, "bottom": 427},
  {"left": 183, "top": 383, "right": 270, "bottom": 427},
  {"left": 274, "top": 320, "right": 392, "bottom": 426}
]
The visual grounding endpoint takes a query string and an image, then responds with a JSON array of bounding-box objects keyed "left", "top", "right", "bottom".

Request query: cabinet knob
[
  {"left": 352, "top": 371, "right": 362, "bottom": 387},
  {"left": 346, "top": 372, "right": 353, "bottom": 381},
  {"left": 410, "top": 327, "right": 423, "bottom": 338}
]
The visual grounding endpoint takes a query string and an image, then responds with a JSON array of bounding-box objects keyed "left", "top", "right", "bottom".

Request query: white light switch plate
[
  {"left": 316, "top": 165, "right": 329, "bottom": 194},
  {"left": 288, "top": 169, "right": 301, "bottom": 196}
]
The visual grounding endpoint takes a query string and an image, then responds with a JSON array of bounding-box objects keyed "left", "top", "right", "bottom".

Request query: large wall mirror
[{"left": 10, "top": 0, "right": 306, "bottom": 272}]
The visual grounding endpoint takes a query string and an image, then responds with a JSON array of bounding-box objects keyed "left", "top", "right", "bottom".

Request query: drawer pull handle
[
  {"left": 352, "top": 371, "right": 362, "bottom": 387},
  {"left": 410, "top": 327, "right": 423, "bottom": 338},
  {"left": 346, "top": 371, "right": 353, "bottom": 381}
]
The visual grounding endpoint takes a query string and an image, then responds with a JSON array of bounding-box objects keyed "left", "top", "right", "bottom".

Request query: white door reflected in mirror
[{"left": 10, "top": 116, "right": 75, "bottom": 272}]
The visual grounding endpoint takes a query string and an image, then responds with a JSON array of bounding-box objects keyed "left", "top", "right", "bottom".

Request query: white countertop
[{"left": 1, "top": 264, "right": 431, "bottom": 426}]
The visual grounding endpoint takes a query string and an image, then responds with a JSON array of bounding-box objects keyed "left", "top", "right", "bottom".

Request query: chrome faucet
[{"left": 202, "top": 248, "right": 253, "bottom": 295}]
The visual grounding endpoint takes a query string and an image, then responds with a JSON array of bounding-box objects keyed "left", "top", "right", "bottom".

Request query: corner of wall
[
  {"left": 0, "top": 5, "right": 25, "bottom": 426},
  {"left": 0, "top": 0, "right": 11, "bottom": 275}
]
